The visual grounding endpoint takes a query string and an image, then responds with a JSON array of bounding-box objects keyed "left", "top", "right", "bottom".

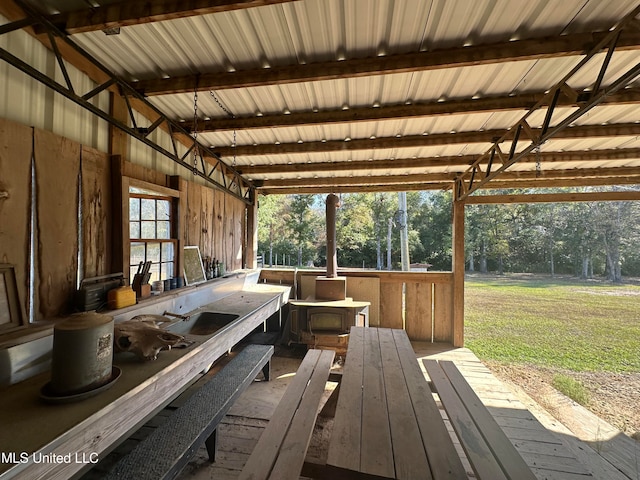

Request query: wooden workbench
[{"left": 0, "top": 289, "right": 287, "bottom": 480}]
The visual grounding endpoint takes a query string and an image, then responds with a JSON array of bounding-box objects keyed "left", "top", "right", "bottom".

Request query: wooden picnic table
[{"left": 326, "top": 326, "right": 467, "bottom": 480}]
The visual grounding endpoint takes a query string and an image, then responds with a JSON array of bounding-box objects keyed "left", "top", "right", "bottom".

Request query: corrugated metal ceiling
[{"left": 18, "top": 0, "right": 640, "bottom": 193}]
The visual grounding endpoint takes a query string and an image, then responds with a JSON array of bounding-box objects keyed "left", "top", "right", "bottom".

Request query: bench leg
[
  {"left": 319, "top": 382, "right": 340, "bottom": 418},
  {"left": 262, "top": 360, "right": 271, "bottom": 381},
  {"left": 205, "top": 429, "right": 217, "bottom": 462}
]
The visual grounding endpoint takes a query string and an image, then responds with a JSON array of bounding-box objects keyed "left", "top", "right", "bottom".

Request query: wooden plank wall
[
  {"left": 405, "top": 281, "right": 432, "bottom": 341},
  {"left": 34, "top": 129, "right": 80, "bottom": 319},
  {"left": 259, "top": 269, "right": 455, "bottom": 343},
  {"left": 0, "top": 119, "right": 32, "bottom": 323},
  {"left": 0, "top": 116, "right": 248, "bottom": 323},
  {"left": 81, "top": 146, "right": 111, "bottom": 279},
  {"left": 182, "top": 183, "right": 245, "bottom": 272}
]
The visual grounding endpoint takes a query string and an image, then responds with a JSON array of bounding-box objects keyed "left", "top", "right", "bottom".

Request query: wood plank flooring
[{"left": 175, "top": 343, "right": 637, "bottom": 480}]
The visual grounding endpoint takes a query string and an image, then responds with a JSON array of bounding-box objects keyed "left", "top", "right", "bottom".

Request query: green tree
[
  {"left": 285, "top": 194, "right": 321, "bottom": 266},
  {"left": 257, "top": 195, "right": 287, "bottom": 266},
  {"left": 412, "top": 191, "right": 452, "bottom": 270},
  {"left": 335, "top": 194, "right": 376, "bottom": 268}
]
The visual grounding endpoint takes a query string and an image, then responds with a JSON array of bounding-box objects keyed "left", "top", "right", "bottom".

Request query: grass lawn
[{"left": 464, "top": 274, "right": 640, "bottom": 373}]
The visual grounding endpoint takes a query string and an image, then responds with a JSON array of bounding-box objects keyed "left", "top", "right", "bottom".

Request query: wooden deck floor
[{"left": 175, "top": 343, "right": 637, "bottom": 480}]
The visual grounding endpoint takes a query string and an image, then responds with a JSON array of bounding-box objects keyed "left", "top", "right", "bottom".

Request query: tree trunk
[
  {"left": 376, "top": 227, "right": 382, "bottom": 270},
  {"left": 468, "top": 250, "right": 475, "bottom": 272},
  {"left": 498, "top": 254, "right": 504, "bottom": 275},
  {"left": 549, "top": 245, "right": 555, "bottom": 278},
  {"left": 581, "top": 256, "right": 589, "bottom": 279},
  {"left": 269, "top": 224, "right": 274, "bottom": 267},
  {"left": 603, "top": 232, "right": 622, "bottom": 283},
  {"left": 480, "top": 239, "right": 487, "bottom": 274}
]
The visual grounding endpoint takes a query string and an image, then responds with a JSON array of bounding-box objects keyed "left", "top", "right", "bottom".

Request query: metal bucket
[{"left": 50, "top": 312, "right": 114, "bottom": 395}]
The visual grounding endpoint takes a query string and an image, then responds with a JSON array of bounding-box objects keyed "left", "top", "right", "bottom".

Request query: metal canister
[{"left": 50, "top": 312, "right": 114, "bottom": 395}]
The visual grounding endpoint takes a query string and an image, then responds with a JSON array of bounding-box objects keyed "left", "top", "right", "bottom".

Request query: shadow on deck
[{"left": 176, "top": 342, "right": 639, "bottom": 480}]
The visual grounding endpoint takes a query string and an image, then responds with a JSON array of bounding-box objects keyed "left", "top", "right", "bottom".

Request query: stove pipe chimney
[{"left": 325, "top": 193, "right": 340, "bottom": 278}]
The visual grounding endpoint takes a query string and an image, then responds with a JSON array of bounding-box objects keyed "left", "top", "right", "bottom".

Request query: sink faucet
[{"left": 163, "top": 311, "right": 190, "bottom": 321}]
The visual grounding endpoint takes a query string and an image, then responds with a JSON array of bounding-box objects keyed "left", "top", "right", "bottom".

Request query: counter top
[
  {"left": 290, "top": 297, "right": 370, "bottom": 308},
  {"left": 0, "top": 287, "right": 289, "bottom": 480}
]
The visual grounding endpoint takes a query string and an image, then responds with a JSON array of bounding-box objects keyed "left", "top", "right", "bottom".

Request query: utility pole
[
  {"left": 398, "top": 192, "right": 410, "bottom": 271},
  {"left": 387, "top": 218, "right": 392, "bottom": 270}
]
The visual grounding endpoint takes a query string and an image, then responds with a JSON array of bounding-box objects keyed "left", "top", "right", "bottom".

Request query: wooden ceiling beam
[
  {"left": 256, "top": 168, "right": 640, "bottom": 194},
  {"left": 256, "top": 173, "right": 457, "bottom": 188},
  {"left": 483, "top": 176, "right": 640, "bottom": 189},
  {"left": 258, "top": 183, "right": 451, "bottom": 195},
  {"left": 254, "top": 166, "right": 640, "bottom": 190},
  {"left": 219, "top": 124, "right": 640, "bottom": 159},
  {"left": 134, "top": 31, "right": 640, "bottom": 95},
  {"left": 467, "top": 190, "right": 640, "bottom": 204},
  {"left": 58, "top": 1, "right": 298, "bottom": 34},
  {"left": 238, "top": 147, "right": 640, "bottom": 175},
  {"left": 194, "top": 88, "right": 640, "bottom": 132}
]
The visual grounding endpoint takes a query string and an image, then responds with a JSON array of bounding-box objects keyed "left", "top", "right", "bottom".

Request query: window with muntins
[{"left": 129, "top": 191, "right": 176, "bottom": 283}]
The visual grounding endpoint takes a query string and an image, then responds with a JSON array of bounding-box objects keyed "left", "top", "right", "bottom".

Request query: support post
[
  {"left": 108, "top": 92, "right": 129, "bottom": 158},
  {"left": 452, "top": 199, "right": 465, "bottom": 347}
]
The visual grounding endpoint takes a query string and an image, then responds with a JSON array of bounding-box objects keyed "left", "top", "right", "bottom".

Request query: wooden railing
[{"left": 258, "top": 268, "right": 455, "bottom": 344}]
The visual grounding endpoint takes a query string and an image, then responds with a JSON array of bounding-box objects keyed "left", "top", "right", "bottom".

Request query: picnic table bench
[
  {"left": 424, "top": 359, "right": 537, "bottom": 480},
  {"left": 239, "top": 348, "right": 335, "bottom": 480},
  {"left": 101, "top": 344, "right": 273, "bottom": 480},
  {"left": 326, "top": 327, "right": 467, "bottom": 480}
]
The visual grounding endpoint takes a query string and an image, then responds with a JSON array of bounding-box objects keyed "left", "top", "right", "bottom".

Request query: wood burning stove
[
  {"left": 289, "top": 299, "right": 369, "bottom": 353},
  {"left": 287, "top": 194, "right": 370, "bottom": 354}
]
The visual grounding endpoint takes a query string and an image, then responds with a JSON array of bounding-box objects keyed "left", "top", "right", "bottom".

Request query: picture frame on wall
[
  {"left": 183, "top": 246, "right": 206, "bottom": 286},
  {"left": 0, "top": 264, "right": 25, "bottom": 333}
]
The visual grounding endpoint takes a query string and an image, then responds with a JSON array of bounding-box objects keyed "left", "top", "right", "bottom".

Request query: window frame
[{"left": 125, "top": 178, "right": 182, "bottom": 285}]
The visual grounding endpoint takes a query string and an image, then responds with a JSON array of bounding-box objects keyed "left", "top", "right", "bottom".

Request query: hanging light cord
[
  {"left": 192, "top": 85, "right": 199, "bottom": 174},
  {"left": 210, "top": 90, "right": 237, "bottom": 167}
]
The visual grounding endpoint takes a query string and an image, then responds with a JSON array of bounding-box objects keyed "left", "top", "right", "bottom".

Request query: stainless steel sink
[{"left": 166, "top": 312, "right": 240, "bottom": 336}]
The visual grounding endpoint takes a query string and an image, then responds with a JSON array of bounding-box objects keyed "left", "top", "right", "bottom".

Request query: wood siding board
[
  {"left": 345, "top": 276, "right": 380, "bottom": 326},
  {"left": 186, "top": 181, "right": 201, "bottom": 248},
  {"left": 433, "top": 283, "right": 453, "bottom": 343},
  {"left": 224, "top": 196, "right": 243, "bottom": 271},
  {"left": 237, "top": 198, "right": 245, "bottom": 270},
  {"left": 34, "top": 129, "right": 80, "bottom": 318},
  {"left": 405, "top": 281, "right": 432, "bottom": 341},
  {"left": 110, "top": 155, "right": 125, "bottom": 275},
  {"left": 213, "top": 189, "right": 224, "bottom": 262},
  {"left": 379, "top": 282, "right": 403, "bottom": 329},
  {"left": 200, "top": 186, "right": 214, "bottom": 260},
  {"left": 81, "top": 145, "right": 111, "bottom": 279},
  {"left": 0, "top": 119, "right": 32, "bottom": 323}
]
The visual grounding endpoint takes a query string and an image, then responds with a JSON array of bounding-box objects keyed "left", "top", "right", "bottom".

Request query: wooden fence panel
[
  {"left": 405, "top": 282, "right": 432, "bottom": 341},
  {"left": 260, "top": 269, "right": 457, "bottom": 344}
]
